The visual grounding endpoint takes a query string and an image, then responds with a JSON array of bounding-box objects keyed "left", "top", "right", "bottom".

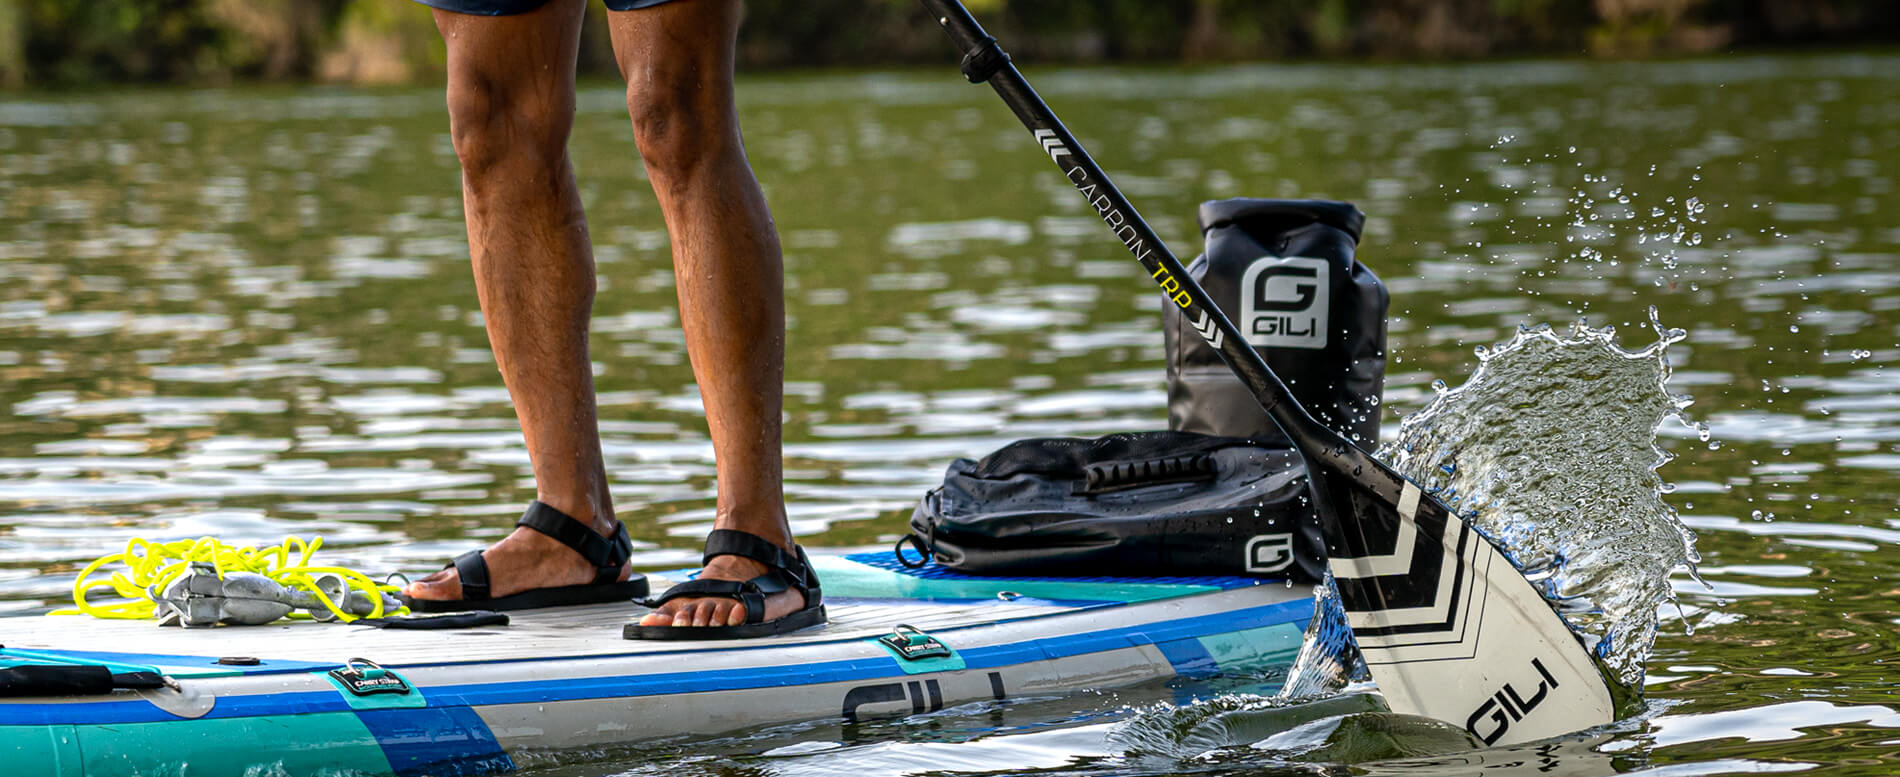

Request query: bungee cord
[{"left": 52, "top": 535, "right": 407, "bottom": 623}]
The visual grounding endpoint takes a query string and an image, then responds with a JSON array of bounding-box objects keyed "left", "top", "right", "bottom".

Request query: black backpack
[{"left": 903, "top": 431, "right": 1325, "bottom": 582}]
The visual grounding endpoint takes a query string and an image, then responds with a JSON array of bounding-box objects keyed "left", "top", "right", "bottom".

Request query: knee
[
  {"left": 625, "top": 64, "right": 732, "bottom": 185},
  {"left": 445, "top": 71, "right": 574, "bottom": 183}
]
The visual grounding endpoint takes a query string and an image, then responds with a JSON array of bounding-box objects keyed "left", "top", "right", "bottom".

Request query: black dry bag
[
  {"left": 904, "top": 431, "right": 1326, "bottom": 582},
  {"left": 1164, "top": 199, "right": 1388, "bottom": 448}
]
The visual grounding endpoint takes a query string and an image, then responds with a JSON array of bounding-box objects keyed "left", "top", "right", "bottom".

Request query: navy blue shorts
[{"left": 415, "top": 0, "right": 677, "bottom": 14}]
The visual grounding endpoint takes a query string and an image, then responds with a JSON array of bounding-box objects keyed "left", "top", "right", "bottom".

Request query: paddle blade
[{"left": 1311, "top": 465, "right": 1616, "bottom": 747}]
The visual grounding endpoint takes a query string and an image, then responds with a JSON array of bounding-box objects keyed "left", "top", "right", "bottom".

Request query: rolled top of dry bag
[{"left": 1164, "top": 198, "right": 1388, "bottom": 449}]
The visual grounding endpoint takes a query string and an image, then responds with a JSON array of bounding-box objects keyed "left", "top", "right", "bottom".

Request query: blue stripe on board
[
  {"left": 0, "top": 689, "right": 351, "bottom": 726},
  {"left": 355, "top": 706, "right": 514, "bottom": 777},
  {"left": 0, "top": 599, "right": 1312, "bottom": 726},
  {"left": 843, "top": 552, "right": 1264, "bottom": 589},
  {"left": 1154, "top": 638, "right": 1220, "bottom": 678}
]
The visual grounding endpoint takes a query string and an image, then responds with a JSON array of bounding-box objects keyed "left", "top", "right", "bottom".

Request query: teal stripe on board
[
  {"left": 31, "top": 712, "right": 398, "bottom": 776},
  {"left": 1197, "top": 623, "right": 1305, "bottom": 673},
  {"left": 815, "top": 558, "right": 1220, "bottom": 603},
  {"left": 0, "top": 724, "right": 84, "bottom": 777},
  {"left": 2, "top": 648, "right": 163, "bottom": 677}
]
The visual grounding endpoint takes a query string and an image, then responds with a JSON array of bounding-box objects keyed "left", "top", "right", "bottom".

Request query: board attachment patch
[
  {"left": 328, "top": 658, "right": 412, "bottom": 696},
  {"left": 878, "top": 625, "right": 953, "bottom": 661}
]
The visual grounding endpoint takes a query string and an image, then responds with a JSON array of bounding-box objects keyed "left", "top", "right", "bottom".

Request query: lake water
[{"left": 2, "top": 52, "right": 1897, "bottom": 775}]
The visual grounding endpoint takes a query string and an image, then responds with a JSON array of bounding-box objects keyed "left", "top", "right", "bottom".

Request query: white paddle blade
[{"left": 1323, "top": 477, "right": 1616, "bottom": 746}]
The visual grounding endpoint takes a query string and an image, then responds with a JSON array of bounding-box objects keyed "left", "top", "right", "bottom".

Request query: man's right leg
[{"left": 405, "top": 0, "right": 632, "bottom": 603}]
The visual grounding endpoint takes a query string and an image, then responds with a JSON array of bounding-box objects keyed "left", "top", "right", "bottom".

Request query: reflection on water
[{"left": 3, "top": 52, "right": 1899, "bottom": 775}]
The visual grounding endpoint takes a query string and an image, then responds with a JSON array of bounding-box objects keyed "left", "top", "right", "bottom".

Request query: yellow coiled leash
[{"left": 52, "top": 536, "right": 408, "bottom": 623}]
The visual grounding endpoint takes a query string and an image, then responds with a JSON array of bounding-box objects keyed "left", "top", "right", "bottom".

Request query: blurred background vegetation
[{"left": 0, "top": 0, "right": 1894, "bottom": 89}]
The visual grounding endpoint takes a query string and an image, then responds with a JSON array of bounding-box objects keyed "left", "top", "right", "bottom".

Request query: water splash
[
  {"left": 1375, "top": 311, "right": 1702, "bottom": 686},
  {"left": 1100, "top": 582, "right": 1393, "bottom": 765},
  {"left": 1276, "top": 572, "right": 1369, "bottom": 700}
]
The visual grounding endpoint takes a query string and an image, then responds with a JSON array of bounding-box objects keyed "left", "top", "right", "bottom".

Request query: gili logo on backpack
[
  {"left": 1239, "top": 257, "right": 1329, "bottom": 349},
  {"left": 1244, "top": 533, "right": 1296, "bottom": 573}
]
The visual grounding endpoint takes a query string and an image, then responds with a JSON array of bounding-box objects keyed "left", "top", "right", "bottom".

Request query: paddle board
[{"left": 1, "top": 553, "right": 1313, "bottom": 776}]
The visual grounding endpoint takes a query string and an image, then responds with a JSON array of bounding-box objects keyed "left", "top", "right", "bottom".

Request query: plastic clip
[{"left": 960, "top": 35, "right": 1011, "bottom": 84}]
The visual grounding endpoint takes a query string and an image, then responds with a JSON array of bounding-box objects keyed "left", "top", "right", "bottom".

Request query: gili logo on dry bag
[{"left": 1239, "top": 257, "right": 1329, "bottom": 349}]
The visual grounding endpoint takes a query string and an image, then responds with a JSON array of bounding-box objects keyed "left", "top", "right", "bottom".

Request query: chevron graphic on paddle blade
[{"left": 1313, "top": 470, "right": 1616, "bottom": 746}]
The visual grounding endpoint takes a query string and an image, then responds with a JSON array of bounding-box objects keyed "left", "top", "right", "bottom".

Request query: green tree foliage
[{"left": 0, "top": 0, "right": 1894, "bottom": 89}]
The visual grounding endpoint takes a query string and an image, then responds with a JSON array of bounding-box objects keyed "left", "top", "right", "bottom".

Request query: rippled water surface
[{"left": 3, "top": 53, "right": 1898, "bottom": 775}]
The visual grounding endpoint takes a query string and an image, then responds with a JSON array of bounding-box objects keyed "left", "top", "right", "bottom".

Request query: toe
[
  {"left": 691, "top": 600, "right": 719, "bottom": 628},
  {"left": 637, "top": 607, "right": 675, "bottom": 627},
  {"left": 403, "top": 571, "right": 461, "bottom": 601},
  {"left": 726, "top": 602, "right": 746, "bottom": 626}
]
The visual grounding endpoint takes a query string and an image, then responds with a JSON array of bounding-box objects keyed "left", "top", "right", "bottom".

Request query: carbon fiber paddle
[{"left": 919, "top": 0, "right": 1617, "bottom": 746}]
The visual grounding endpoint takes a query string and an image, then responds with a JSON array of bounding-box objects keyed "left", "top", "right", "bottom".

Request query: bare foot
[
  {"left": 404, "top": 523, "right": 633, "bottom": 602},
  {"left": 636, "top": 554, "right": 807, "bottom": 627}
]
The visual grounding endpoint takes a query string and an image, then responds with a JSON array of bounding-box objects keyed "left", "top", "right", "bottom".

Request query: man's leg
[
  {"left": 406, "top": 0, "right": 632, "bottom": 602},
  {"left": 608, "top": 0, "right": 800, "bottom": 628}
]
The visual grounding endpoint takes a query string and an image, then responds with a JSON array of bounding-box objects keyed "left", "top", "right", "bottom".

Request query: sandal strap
[
  {"left": 516, "top": 501, "right": 632, "bottom": 586},
  {"left": 702, "top": 529, "right": 801, "bottom": 575},
  {"left": 646, "top": 577, "right": 767, "bottom": 623},
  {"left": 451, "top": 550, "right": 491, "bottom": 601},
  {"left": 634, "top": 530, "right": 823, "bottom": 626},
  {"left": 794, "top": 545, "right": 822, "bottom": 609}
]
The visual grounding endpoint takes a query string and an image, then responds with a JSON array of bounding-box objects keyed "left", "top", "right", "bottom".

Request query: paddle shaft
[{"left": 919, "top": 0, "right": 1394, "bottom": 499}]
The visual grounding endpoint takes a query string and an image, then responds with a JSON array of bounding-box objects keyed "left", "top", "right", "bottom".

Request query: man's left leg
[{"left": 604, "top": 0, "right": 804, "bottom": 629}]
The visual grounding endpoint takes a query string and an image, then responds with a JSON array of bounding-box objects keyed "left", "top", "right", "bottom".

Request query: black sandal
[
  {"left": 621, "top": 529, "right": 826, "bottom": 640},
  {"left": 401, "top": 501, "right": 649, "bottom": 612}
]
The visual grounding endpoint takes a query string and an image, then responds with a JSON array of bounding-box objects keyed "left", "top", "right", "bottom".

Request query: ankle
[
  {"left": 535, "top": 494, "right": 619, "bottom": 537},
  {"left": 711, "top": 511, "right": 792, "bottom": 552}
]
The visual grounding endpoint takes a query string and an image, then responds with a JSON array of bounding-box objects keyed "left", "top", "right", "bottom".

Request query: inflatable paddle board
[{"left": 2, "top": 553, "right": 1313, "bottom": 776}]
